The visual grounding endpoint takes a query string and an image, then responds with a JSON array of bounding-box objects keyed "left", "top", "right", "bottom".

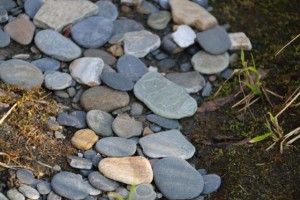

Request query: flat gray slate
[
  {"left": 146, "top": 114, "right": 180, "bottom": 129},
  {"left": 101, "top": 72, "right": 134, "bottom": 91},
  {"left": 134, "top": 72, "right": 197, "bottom": 119},
  {"left": 139, "top": 129, "right": 195, "bottom": 159}
]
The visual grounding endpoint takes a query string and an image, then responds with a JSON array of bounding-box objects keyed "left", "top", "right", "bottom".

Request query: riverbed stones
[
  {"left": 24, "top": 0, "right": 44, "bottom": 19},
  {"left": 202, "top": 174, "right": 221, "bottom": 194},
  {"left": 153, "top": 157, "right": 204, "bottom": 199},
  {"left": 139, "top": 129, "right": 195, "bottom": 159},
  {"left": 0, "top": 29, "right": 10, "bottom": 48},
  {"left": 192, "top": 51, "right": 229, "bottom": 74},
  {"left": 172, "top": 25, "right": 196, "bottom": 48},
  {"left": 112, "top": 114, "right": 143, "bottom": 138},
  {"left": 71, "top": 129, "right": 99, "bottom": 150},
  {"left": 18, "top": 184, "right": 40, "bottom": 199},
  {"left": 31, "top": 57, "right": 60, "bottom": 72},
  {"left": 147, "top": 11, "right": 171, "bottom": 30},
  {"left": 228, "top": 32, "right": 252, "bottom": 50},
  {"left": 44, "top": 71, "right": 72, "bottom": 90},
  {"left": 36, "top": 181, "right": 51, "bottom": 195},
  {"left": 57, "top": 111, "right": 87, "bottom": 128},
  {"left": 88, "top": 171, "right": 119, "bottom": 192},
  {"left": 101, "top": 72, "right": 134, "bottom": 91},
  {"left": 33, "top": 0, "right": 98, "bottom": 32},
  {"left": 95, "top": 137, "right": 136, "bottom": 157},
  {"left": 99, "top": 156, "right": 153, "bottom": 185},
  {"left": 80, "top": 86, "right": 130, "bottom": 112},
  {"left": 95, "top": 1, "right": 118, "bottom": 21},
  {"left": 169, "top": 0, "right": 218, "bottom": 31},
  {"left": 35, "top": 30, "right": 81, "bottom": 61},
  {"left": 146, "top": 114, "right": 180, "bottom": 129},
  {"left": 134, "top": 72, "right": 197, "bottom": 119},
  {"left": 86, "top": 110, "right": 114, "bottom": 137}
]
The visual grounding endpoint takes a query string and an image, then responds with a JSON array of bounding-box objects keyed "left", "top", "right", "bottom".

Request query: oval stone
[
  {"left": 101, "top": 72, "right": 134, "bottom": 91},
  {"left": 112, "top": 114, "right": 143, "bottom": 138},
  {"left": 95, "top": 137, "right": 136, "bottom": 157},
  {"left": 88, "top": 171, "right": 119, "bottom": 192},
  {"left": 71, "top": 129, "right": 99, "bottom": 150},
  {"left": 86, "top": 110, "right": 114, "bottom": 137},
  {"left": 44, "top": 71, "right": 72, "bottom": 90}
]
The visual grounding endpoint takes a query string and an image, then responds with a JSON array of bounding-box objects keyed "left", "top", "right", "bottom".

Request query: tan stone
[
  {"left": 169, "top": 0, "right": 218, "bottom": 31},
  {"left": 107, "top": 45, "right": 124, "bottom": 57},
  {"left": 229, "top": 32, "right": 252, "bottom": 51},
  {"left": 99, "top": 156, "right": 153, "bottom": 185},
  {"left": 71, "top": 129, "right": 99, "bottom": 150},
  {"left": 143, "top": 126, "right": 153, "bottom": 137},
  {"left": 112, "top": 114, "right": 143, "bottom": 138}
]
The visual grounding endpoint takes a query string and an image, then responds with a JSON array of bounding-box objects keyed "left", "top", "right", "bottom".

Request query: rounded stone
[
  {"left": 0, "top": 0, "right": 16, "bottom": 10},
  {"left": 202, "top": 174, "right": 221, "bottom": 194},
  {"left": 16, "top": 169, "right": 35, "bottom": 185},
  {"left": 132, "top": 183, "right": 156, "bottom": 200},
  {"left": 24, "top": 0, "right": 44, "bottom": 19},
  {"left": 161, "top": 34, "right": 183, "bottom": 55},
  {"left": 7, "top": 189, "right": 25, "bottom": 200},
  {"left": 112, "top": 114, "right": 143, "bottom": 138},
  {"left": 101, "top": 72, "right": 134, "bottom": 91},
  {"left": 18, "top": 184, "right": 40, "bottom": 200},
  {"left": 88, "top": 171, "right": 119, "bottom": 192},
  {"left": 31, "top": 57, "right": 60, "bottom": 72},
  {"left": 172, "top": 25, "right": 196, "bottom": 48},
  {"left": 147, "top": 11, "right": 171, "bottom": 30},
  {"left": 83, "top": 49, "right": 116, "bottom": 66},
  {"left": 86, "top": 110, "right": 114, "bottom": 137},
  {"left": 44, "top": 71, "right": 72, "bottom": 90},
  {"left": 36, "top": 181, "right": 52, "bottom": 195},
  {"left": 71, "top": 129, "right": 99, "bottom": 150},
  {"left": 95, "top": 1, "right": 118, "bottom": 21},
  {"left": 0, "top": 29, "right": 10, "bottom": 48}
]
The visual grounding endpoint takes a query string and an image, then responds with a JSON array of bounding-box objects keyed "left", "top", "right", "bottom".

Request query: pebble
[
  {"left": 84, "top": 49, "right": 116, "bottom": 66},
  {"left": 67, "top": 87, "right": 76, "bottom": 97},
  {"left": 31, "top": 57, "right": 60, "bottom": 72},
  {"left": 67, "top": 156, "right": 93, "bottom": 170},
  {"left": 6, "top": 188, "right": 25, "bottom": 200},
  {"left": 47, "top": 191, "right": 61, "bottom": 200},
  {"left": 112, "top": 114, "right": 143, "bottom": 138},
  {"left": 147, "top": 11, "right": 171, "bottom": 30},
  {"left": 158, "top": 0, "right": 170, "bottom": 9},
  {"left": 86, "top": 110, "right": 114, "bottom": 137},
  {"left": 149, "top": 124, "right": 162, "bottom": 132},
  {"left": 146, "top": 114, "right": 180, "bottom": 129},
  {"left": 198, "top": 169, "right": 208, "bottom": 176},
  {"left": 95, "top": 1, "right": 118, "bottom": 21},
  {"left": 83, "top": 150, "right": 97, "bottom": 160},
  {"left": 157, "top": 58, "right": 176, "bottom": 71},
  {"left": 101, "top": 72, "right": 134, "bottom": 91},
  {"left": 71, "top": 129, "right": 99, "bottom": 150},
  {"left": 16, "top": 169, "right": 35, "bottom": 185},
  {"left": 44, "top": 71, "right": 72, "bottom": 90},
  {"left": 18, "top": 184, "right": 40, "bottom": 200},
  {"left": 192, "top": 51, "right": 229, "bottom": 74},
  {"left": 132, "top": 183, "right": 156, "bottom": 200},
  {"left": 95, "top": 137, "right": 137, "bottom": 157},
  {"left": 24, "top": 0, "right": 44, "bottom": 19},
  {"left": 193, "top": 0, "right": 209, "bottom": 8},
  {"left": 107, "top": 44, "right": 124, "bottom": 57},
  {"left": 57, "top": 111, "right": 87, "bottom": 129},
  {"left": 0, "top": 0, "right": 16, "bottom": 10},
  {"left": 69, "top": 57, "right": 104, "bottom": 86},
  {"left": 201, "top": 81, "right": 212, "bottom": 97},
  {"left": 88, "top": 171, "right": 119, "bottom": 192},
  {"left": 139, "top": 129, "right": 195, "bottom": 159},
  {"left": 221, "top": 68, "right": 234, "bottom": 79},
  {"left": 84, "top": 181, "right": 102, "bottom": 196},
  {"left": 80, "top": 86, "right": 130, "bottom": 112},
  {"left": 34, "top": 30, "right": 81, "bottom": 62},
  {"left": 153, "top": 157, "right": 204, "bottom": 199},
  {"left": 134, "top": 72, "right": 197, "bottom": 119},
  {"left": 137, "top": 1, "right": 159, "bottom": 15},
  {"left": 0, "top": 6, "right": 8, "bottom": 23},
  {"left": 36, "top": 181, "right": 52, "bottom": 195},
  {"left": 0, "top": 192, "right": 8, "bottom": 200},
  {"left": 130, "top": 102, "right": 144, "bottom": 116},
  {"left": 202, "top": 174, "right": 221, "bottom": 194},
  {"left": 161, "top": 34, "right": 182, "bottom": 54},
  {"left": 0, "top": 29, "right": 10, "bottom": 48},
  {"left": 92, "top": 154, "right": 103, "bottom": 168},
  {"left": 172, "top": 25, "right": 196, "bottom": 48},
  {"left": 228, "top": 32, "right": 252, "bottom": 50},
  {"left": 99, "top": 156, "right": 153, "bottom": 185}
]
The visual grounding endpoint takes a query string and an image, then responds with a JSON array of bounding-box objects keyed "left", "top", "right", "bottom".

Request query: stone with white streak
[{"left": 172, "top": 25, "right": 196, "bottom": 48}]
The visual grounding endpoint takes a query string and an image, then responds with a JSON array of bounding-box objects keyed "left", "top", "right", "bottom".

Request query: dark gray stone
[
  {"left": 47, "top": 191, "right": 61, "bottom": 200},
  {"left": 0, "top": 29, "right": 10, "bottom": 48},
  {"left": 57, "top": 111, "right": 87, "bottom": 129},
  {"left": 158, "top": 58, "right": 176, "bottom": 71},
  {"left": 149, "top": 124, "right": 162, "bottom": 132},
  {"left": 84, "top": 181, "right": 101, "bottom": 196},
  {"left": 86, "top": 110, "right": 114, "bottom": 137},
  {"left": 16, "top": 169, "right": 35, "bottom": 185},
  {"left": 92, "top": 154, "right": 102, "bottom": 167},
  {"left": 101, "top": 72, "right": 134, "bottom": 91},
  {"left": 146, "top": 114, "right": 180, "bottom": 129},
  {"left": 83, "top": 149, "right": 97, "bottom": 160},
  {"left": 202, "top": 174, "right": 221, "bottom": 194},
  {"left": 161, "top": 34, "right": 182, "bottom": 54},
  {"left": 31, "top": 57, "right": 60, "bottom": 72},
  {"left": 88, "top": 171, "right": 119, "bottom": 192},
  {"left": 24, "top": 0, "right": 44, "bottom": 19},
  {"left": 221, "top": 68, "right": 233, "bottom": 79},
  {"left": 158, "top": 0, "right": 170, "bottom": 9},
  {"left": 95, "top": 1, "right": 118, "bottom": 21}
]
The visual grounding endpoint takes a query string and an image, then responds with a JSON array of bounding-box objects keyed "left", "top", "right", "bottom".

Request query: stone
[
  {"left": 31, "top": 57, "right": 60, "bottom": 72},
  {"left": 146, "top": 114, "right": 180, "bottom": 129},
  {"left": 153, "top": 157, "right": 204, "bottom": 199},
  {"left": 33, "top": 0, "right": 98, "bottom": 32},
  {"left": 0, "top": 192, "right": 8, "bottom": 200},
  {"left": 95, "top": 137, "right": 136, "bottom": 157},
  {"left": 166, "top": 71, "right": 206, "bottom": 93},
  {"left": 35, "top": 30, "right": 81, "bottom": 62},
  {"left": 116, "top": 55, "right": 148, "bottom": 82},
  {"left": 137, "top": 1, "right": 159, "bottom": 15},
  {"left": 228, "top": 32, "right": 252, "bottom": 51},
  {"left": 7, "top": 189, "right": 25, "bottom": 200},
  {"left": 147, "top": 11, "right": 171, "bottom": 30},
  {"left": 86, "top": 110, "right": 114, "bottom": 137},
  {"left": 36, "top": 181, "right": 52, "bottom": 195},
  {"left": 84, "top": 49, "right": 116, "bottom": 66},
  {"left": 112, "top": 114, "right": 143, "bottom": 138},
  {"left": 80, "top": 86, "right": 130, "bottom": 112},
  {"left": 84, "top": 181, "right": 102, "bottom": 196},
  {"left": 107, "top": 44, "right": 124, "bottom": 57},
  {"left": 57, "top": 111, "right": 87, "bottom": 129},
  {"left": 95, "top": 1, "right": 118, "bottom": 21},
  {"left": 71, "top": 16, "right": 113, "bottom": 48},
  {"left": 196, "top": 25, "right": 231, "bottom": 54},
  {"left": 0, "top": 0, "right": 16, "bottom": 10},
  {"left": 0, "top": 59, "right": 43, "bottom": 89},
  {"left": 149, "top": 124, "right": 161, "bottom": 132},
  {"left": 24, "top": 0, "right": 44, "bottom": 19},
  {"left": 99, "top": 156, "right": 153, "bottom": 185},
  {"left": 44, "top": 71, "right": 72, "bottom": 90},
  {"left": 139, "top": 129, "right": 195, "bottom": 159},
  {"left": 47, "top": 191, "right": 61, "bottom": 200},
  {"left": 132, "top": 183, "right": 156, "bottom": 200},
  {"left": 67, "top": 156, "right": 93, "bottom": 170},
  {"left": 4, "top": 18, "right": 35, "bottom": 45},
  {"left": 16, "top": 169, "right": 35, "bottom": 185},
  {"left": 130, "top": 102, "right": 144, "bottom": 116},
  {"left": 172, "top": 25, "right": 196, "bottom": 48},
  {"left": 123, "top": 30, "right": 161, "bottom": 58},
  {"left": 69, "top": 57, "right": 104, "bottom": 86},
  {"left": 161, "top": 34, "right": 183, "bottom": 54},
  {"left": 157, "top": 58, "right": 176, "bottom": 72},
  {"left": 71, "top": 129, "right": 99, "bottom": 150},
  {"left": 88, "top": 171, "right": 119, "bottom": 192},
  {"left": 169, "top": 0, "right": 218, "bottom": 31},
  {"left": 193, "top": 0, "right": 209, "bottom": 8},
  {"left": 134, "top": 72, "right": 197, "bottom": 119},
  {"left": 83, "top": 150, "right": 97, "bottom": 160},
  {"left": 158, "top": 0, "right": 170, "bottom": 9},
  {"left": 18, "top": 184, "right": 40, "bottom": 200},
  {"left": 0, "top": 29, "right": 10, "bottom": 48},
  {"left": 0, "top": 6, "right": 8, "bottom": 23},
  {"left": 92, "top": 155, "right": 103, "bottom": 168},
  {"left": 221, "top": 68, "right": 233, "bottom": 79},
  {"left": 101, "top": 72, "right": 134, "bottom": 91},
  {"left": 202, "top": 174, "right": 221, "bottom": 194},
  {"left": 201, "top": 81, "right": 212, "bottom": 97},
  {"left": 192, "top": 51, "right": 229, "bottom": 74}
]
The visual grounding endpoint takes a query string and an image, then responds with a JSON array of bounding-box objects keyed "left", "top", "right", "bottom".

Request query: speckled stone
[
  {"left": 71, "top": 129, "right": 99, "bottom": 150},
  {"left": 86, "top": 110, "right": 114, "bottom": 137},
  {"left": 112, "top": 114, "right": 143, "bottom": 138},
  {"left": 44, "top": 71, "right": 72, "bottom": 90}
]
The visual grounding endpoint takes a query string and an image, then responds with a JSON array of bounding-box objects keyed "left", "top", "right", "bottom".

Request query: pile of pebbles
[{"left": 0, "top": 0, "right": 252, "bottom": 199}]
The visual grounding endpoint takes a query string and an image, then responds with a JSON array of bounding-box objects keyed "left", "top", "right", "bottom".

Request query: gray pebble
[
  {"left": 24, "top": 0, "right": 43, "bottom": 18},
  {"left": 86, "top": 110, "right": 114, "bottom": 137},
  {"left": 16, "top": 169, "right": 35, "bottom": 185},
  {"left": 36, "top": 181, "right": 52, "bottom": 195},
  {"left": 130, "top": 102, "right": 144, "bottom": 116},
  {"left": 201, "top": 81, "right": 212, "bottom": 97},
  {"left": 67, "top": 156, "right": 93, "bottom": 170},
  {"left": 47, "top": 191, "right": 61, "bottom": 200},
  {"left": 88, "top": 171, "right": 119, "bottom": 192},
  {"left": 0, "top": 7, "right": 8, "bottom": 23},
  {"left": 31, "top": 57, "right": 60, "bottom": 72},
  {"left": 7, "top": 188, "right": 25, "bottom": 200},
  {"left": 146, "top": 114, "right": 180, "bottom": 129},
  {"left": 18, "top": 184, "right": 39, "bottom": 200}
]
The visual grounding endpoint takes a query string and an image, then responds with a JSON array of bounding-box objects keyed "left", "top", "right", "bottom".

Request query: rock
[
  {"left": 147, "top": 11, "right": 171, "bottom": 30},
  {"left": 221, "top": 68, "right": 233, "bottom": 79},
  {"left": 202, "top": 174, "right": 221, "bottom": 194},
  {"left": 47, "top": 191, "right": 61, "bottom": 200},
  {"left": 0, "top": 59, "right": 43, "bottom": 89},
  {"left": 33, "top": 0, "right": 98, "bottom": 32},
  {"left": 0, "top": 6, "right": 8, "bottom": 23},
  {"left": 44, "top": 71, "right": 72, "bottom": 90},
  {"left": 88, "top": 171, "right": 119, "bottom": 192},
  {"left": 83, "top": 150, "right": 97, "bottom": 160},
  {"left": 112, "top": 114, "right": 143, "bottom": 138},
  {"left": 172, "top": 25, "right": 196, "bottom": 48},
  {"left": 99, "top": 156, "right": 153, "bottom": 185},
  {"left": 86, "top": 110, "right": 114, "bottom": 137},
  {"left": 35, "top": 30, "right": 81, "bottom": 62},
  {"left": 84, "top": 49, "right": 116, "bottom": 66},
  {"left": 36, "top": 181, "right": 52, "bottom": 195},
  {"left": 16, "top": 169, "right": 35, "bottom": 185},
  {"left": 166, "top": 71, "right": 206, "bottom": 93},
  {"left": 18, "top": 184, "right": 39, "bottom": 200},
  {"left": 169, "top": 0, "right": 217, "bottom": 31},
  {"left": 7, "top": 188, "right": 25, "bottom": 200},
  {"left": 201, "top": 81, "right": 212, "bottom": 97},
  {"left": 24, "top": 0, "right": 44, "bottom": 19},
  {"left": 149, "top": 124, "right": 161, "bottom": 132},
  {"left": 0, "top": 0, "right": 16, "bottom": 10},
  {"left": 196, "top": 25, "right": 231, "bottom": 54},
  {"left": 137, "top": 1, "right": 159, "bottom": 15},
  {"left": 193, "top": 0, "right": 209, "bottom": 8},
  {"left": 67, "top": 156, "right": 93, "bottom": 170},
  {"left": 123, "top": 30, "right": 161, "bottom": 58},
  {"left": 57, "top": 111, "right": 87, "bottom": 128},
  {"left": 158, "top": 0, "right": 170, "bottom": 9},
  {"left": 139, "top": 129, "right": 195, "bottom": 159},
  {"left": 4, "top": 18, "right": 35, "bottom": 45},
  {"left": 228, "top": 32, "right": 252, "bottom": 51},
  {"left": 92, "top": 155, "right": 102, "bottom": 168},
  {"left": 134, "top": 72, "right": 197, "bottom": 119},
  {"left": 95, "top": 137, "right": 136, "bottom": 157},
  {"left": 161, "top": 34, "right": 183, "bottom": 54},
  {"left": 71, "top": 129, "right": 99, "bottom": 150},
  {"left": 132, "top": 184, "right": 156, "bottom": 200},
  {"left": 95, "top": 1, "right": 118, "bottom": 21},
  {"left": 84, "top": 181, "right": 102, "bottom": 196},
  {"left": 153, "top": 157, "right": 204, "bottom": 199},
  {"left": 116, "top": 55, "right": 148, "bottom": 82},
  {"left": 192, "top": 51, "right": 229, "bottom": 74},
  {"left": 107, "top": 44, "right": 124, "bottom": 57},
  {"left": 80, "top": 86, "right": 130, "bottom": 112},
  {"left": 31, "top": 57, "right": 60, "bottom": 72},
  {"left": 101, "top": 72, "right": 134, "bottom": 91},
  {"left": 69, "top": 57, "right": 104, "bottom": 86},
  {"left": 130, "top": 102, "right": 144, "bottom": 116},
  {"left": 0, "top": 192, "right": 8, "bottom": 200},
  {"left": 0, "top": 29, "right": 10, "bottom": 48},
  {"left": 146, "top": 114, "right": 180, "bottom": 129},
  {"left": 71, "top": 16, "right": 113, "bottom": 48}
]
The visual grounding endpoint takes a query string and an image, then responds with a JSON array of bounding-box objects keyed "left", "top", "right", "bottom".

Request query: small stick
[
  {"left": 275, "top": 33, "right": 300, "bottom": 57},
  {"left": 0, "top": 103, "right": 17, "bottom": 125}
]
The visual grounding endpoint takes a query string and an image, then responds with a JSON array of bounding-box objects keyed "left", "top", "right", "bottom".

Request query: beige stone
[
  {"left": 229, "top": 32, "right": 252, "bottom": 51},
  {"left": 71, "top": 129, "right": 99, "bottom": 150},
  {"left": 107, "top": 45, "right": 124, "bottom": 57},
  {"left": 112, "top": 114, "right": 143, "bottom": 138},
  {"left": 169, "top": 0, "right": 218, "bottom": 31},
  {"left": 99, "top": 156, "right": 153, "bottom": 185}
]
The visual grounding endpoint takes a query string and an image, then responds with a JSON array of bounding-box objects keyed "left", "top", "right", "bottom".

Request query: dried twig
[{"left": 0, "top": 103, "right": 17, "bottom": 125}]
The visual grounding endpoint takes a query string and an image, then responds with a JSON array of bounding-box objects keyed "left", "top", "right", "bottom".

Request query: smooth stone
[
  {"left": 47, "top": 191, "right": 62, "bottom": 200},
  {"left": 221, "top": 68, "right": 233, "bottom": 79},
  {"left": 158, "top": 0, "right": 170, "bottom": 9},
  {"left": 192, "top": 51, "right": 229, "bottom": 74},
  {"left": 35, "top": 30, "right": 81, "bottom": 61},
  {"left": 161, "top": 34, "right": 182, "bottom": 54},
  {"left": 71, "top": 16, "right": 113, "bottom": 48},
  {"left": 107, "top": 44, "right": 124, "bottom": 57},
  {"left": 134, "top": 72, "right": 197, "bottom": 119},
  {"left": 157, "top": 58, "right": 176, "bottom": 71},
  {"left": 7, "top": 189, "right": 25, "bottom": 200},
  {"left": 0, "top": 0, "right": 16, "bottom": 10},
  {"left": 18, "top": 184, "right": 39, "bottom": 200},
  {"left": 0, "top": 29, "right": 10, "bottom": 48},
  {"left": 198, "top": 169, "right": 207, "bottom": 176},
  {"left": 228, "top": 32, "right": 252, "bottom": 50},
  {"left": 88, "top": 171, "right": 119, "bottom": 192},
  {"left": 154, "top": 157, "right": 204, "bottom": 199},
  {"left": 101, "top": 72, "right": 134, "bottom": 91},
  {"left": 137, "top": 1, "right": 159, "bottom": 15},
  {"left": 57, "top": 111, "right": 87, "bottom": 129},
  {"left": 201, "top": 81, "right": 212, "bottom": 97},
  {"left": 31, "top": 57, "right": 60, "bottom": 72},
  {"left": 0, "top": 192, "right": 8, "bottom": 200},
  {"left": 99, "top": 156, "right": 153, "bottom": 185},
  {"left": 172, "top": 25, "right": 196, "bottom": 48},
  {"left": 193, "top": 0, "right": 209, "bottom": 8},
  {"left": 84, "top": 181, "right": 102, "bottom": 196},
  {"left": 202, "top": 174, "right": 221, "bottom": 194},
  {"left": 67, "top": 87, "right": 76, "bottom": 97},
  {"left": 116, "top": 55, "right": 148, "bottom": 82},
  {"left": 80, "top": 86, "right": 130, "bottom": 112},
  {"left": 24, "top": 0, "right": 44, "bottom": 19},
  {"left": 71, "top": 129, "right": 99, "bottom": 150},
  {"left": 84, "top": 49, "right": 116, "bottom": 66},
  {"left": 147, "top": 11, "right": 171, "bottom": 30},
  {"left": 130, "top": 102, "right": 144, "bottom": 116},
  {"left": 86, "top": 110, "right": 113, "bottom": 137},
  {"left": 36, "top": 181, "right": 51, "bottom": 195},
  {"left": 67, "top": 156, "right": 93, "bottom": 170},
  {"left": 44, "top": 71, "right": 72, "bottom": 90},
  {"left": 95, "top": 1, "right": 118, "bottom": 21},
  {"left": 51, "top": 172, "right": 89, "bottom": 200},
  {"left": 139, "top": 129, "right": 195, "bottom": 159},
  {"left": 4, "top": 18, "right": 35, "bottom": 45},
  {"left": 146, "top": 114, "right": 180, "bottom": 129},
  {"left": 69, "top": 57, "right": 104, "bottom": 86},
  {"left": 0, "top": 59, "right": 43, "bottom": 89},
  {"left": 196, "top": 25, "right": 231, "bottom": 54},
  {"left": 123, "top": 30, "right": 161, "bottom": 58},
  {"left": 92, "top": 154, "right": 103, "bottom": 168},
  {"left": 166, "top": 71, "right": 206, "bottom": 93},
  {"left": 33, "top": 0, "right": 98, "bottom": 32},
  {"left": 83, "top": 150, "right": 97, "bottom": 160},
  {"left": 0, "top": 6, "right": 8, "bottom": 23},
  {"left": 132, "top": 184, "right": 156, "bottom": 200},
  {"left": 16, "top": 169, "right": 35, "bottom": 185},
  {"left": 149, "top": 124, "right": 161, "bottom": 132},
  {"left": 169, "top": 0, "right": 218, "bottom": 31},
  {"left": 95, "top": 137, "right": 137, "bottom": 157},
  {"left": 112, "top": 114, "right": 143, "bottom": 138}
]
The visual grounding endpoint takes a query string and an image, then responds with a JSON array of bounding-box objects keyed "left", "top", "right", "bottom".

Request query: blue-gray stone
[
  {"left": 158, "top": 0, "right": 170, "bottom": 9},
  {"left": 47, "top": 191, "right": 61, "bottom": 200},
  {"left": 57, "top": 111, "right": 86, "bottom": 129},
  {"left": 83, "top": 149, "right": 97, "bottom": 160},
  {"left": 0, "top": 192, "right": 8, "bottom": 200},
  {"left": 16, "top": 169, "right": 35, "bottom": 185},
  {"left": 84, "top": 181, "right": 101, "bottom": 196},
  {"left": 36, "top": 181, "right": 52, "bottom": 195},
  {"left": 83, "top": 49, "right": 116, "bottom": 66},
  {"left": 18, "top": 184, "right": 40, "bottom": 200},
  {"left": 193, "top": 0, "right": 209, "bottom": 8},
  {"left": 67, "top": 156, "right": 93, "bottom": 170},
  {"left": 92, "top": 154, "right": 102, "bottom": 167},
  {"left": 7, "top": 189, "right": 25, "bottom": 200},
  {"left": 95, "top": 137, "right": 137, "bottom": 157},
  {"left": 86, "top": 110, "right": 114, "bottom": 137},
  {"left": 71, "top": 111, "right": 87, "bottom": 128},
  {"left": 95, "top": 1, "right": 118, "bottom": 21},
  {"left": 101, "top": 72, "right": 134, "bottom": 91},
  {"left": 0, "top": 6, "right": 8, "bottom": 23},
  {"left": 198, "top": 169, "right": 207, "bottom": 176},
  {"left": 221, "top": 68, "right": 233, "bottom": 79},
  {"left": 149, "top": 124, "right": 162, "bottom": 132},
  {"left": 31, "top": 57, "right": 60, "bottom": 72},
  {"left": 24, "top": 0, "right": 44, "bottom": 19},
  {"left": 138, "top": 1, "right": 159, "bottom": 15},
  {"left": 202, "top": 174, "right": 221, "bottom": 194},
  {"left": 71, "top": 16, "right": 113, "bottom": 48},
  {"left": 146, "top": 114, "right": 180, "bottom": 129},
  {"left": 157, "top": 58, "right": 176, "bottom": 71},
  {"left": 132, "top": 183, "right": 156, "bottom": 200},
  {"left": 44, "top": 71, "right": 72, "bottom": 90},
  {"left": 153, "top": 157, "right": 204, "bottom": 200},
  {"left": 161, "top": 34, "right": 182, "bottom": 54},
  {"left": 88, "top": 171, "right": 119, "bottom": 192},
  {"left": 201, "top": 81, "right": 212, "bottom": 97},
  {"left": 0, "top": 0, "right": 16, "bottom": 10}
]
